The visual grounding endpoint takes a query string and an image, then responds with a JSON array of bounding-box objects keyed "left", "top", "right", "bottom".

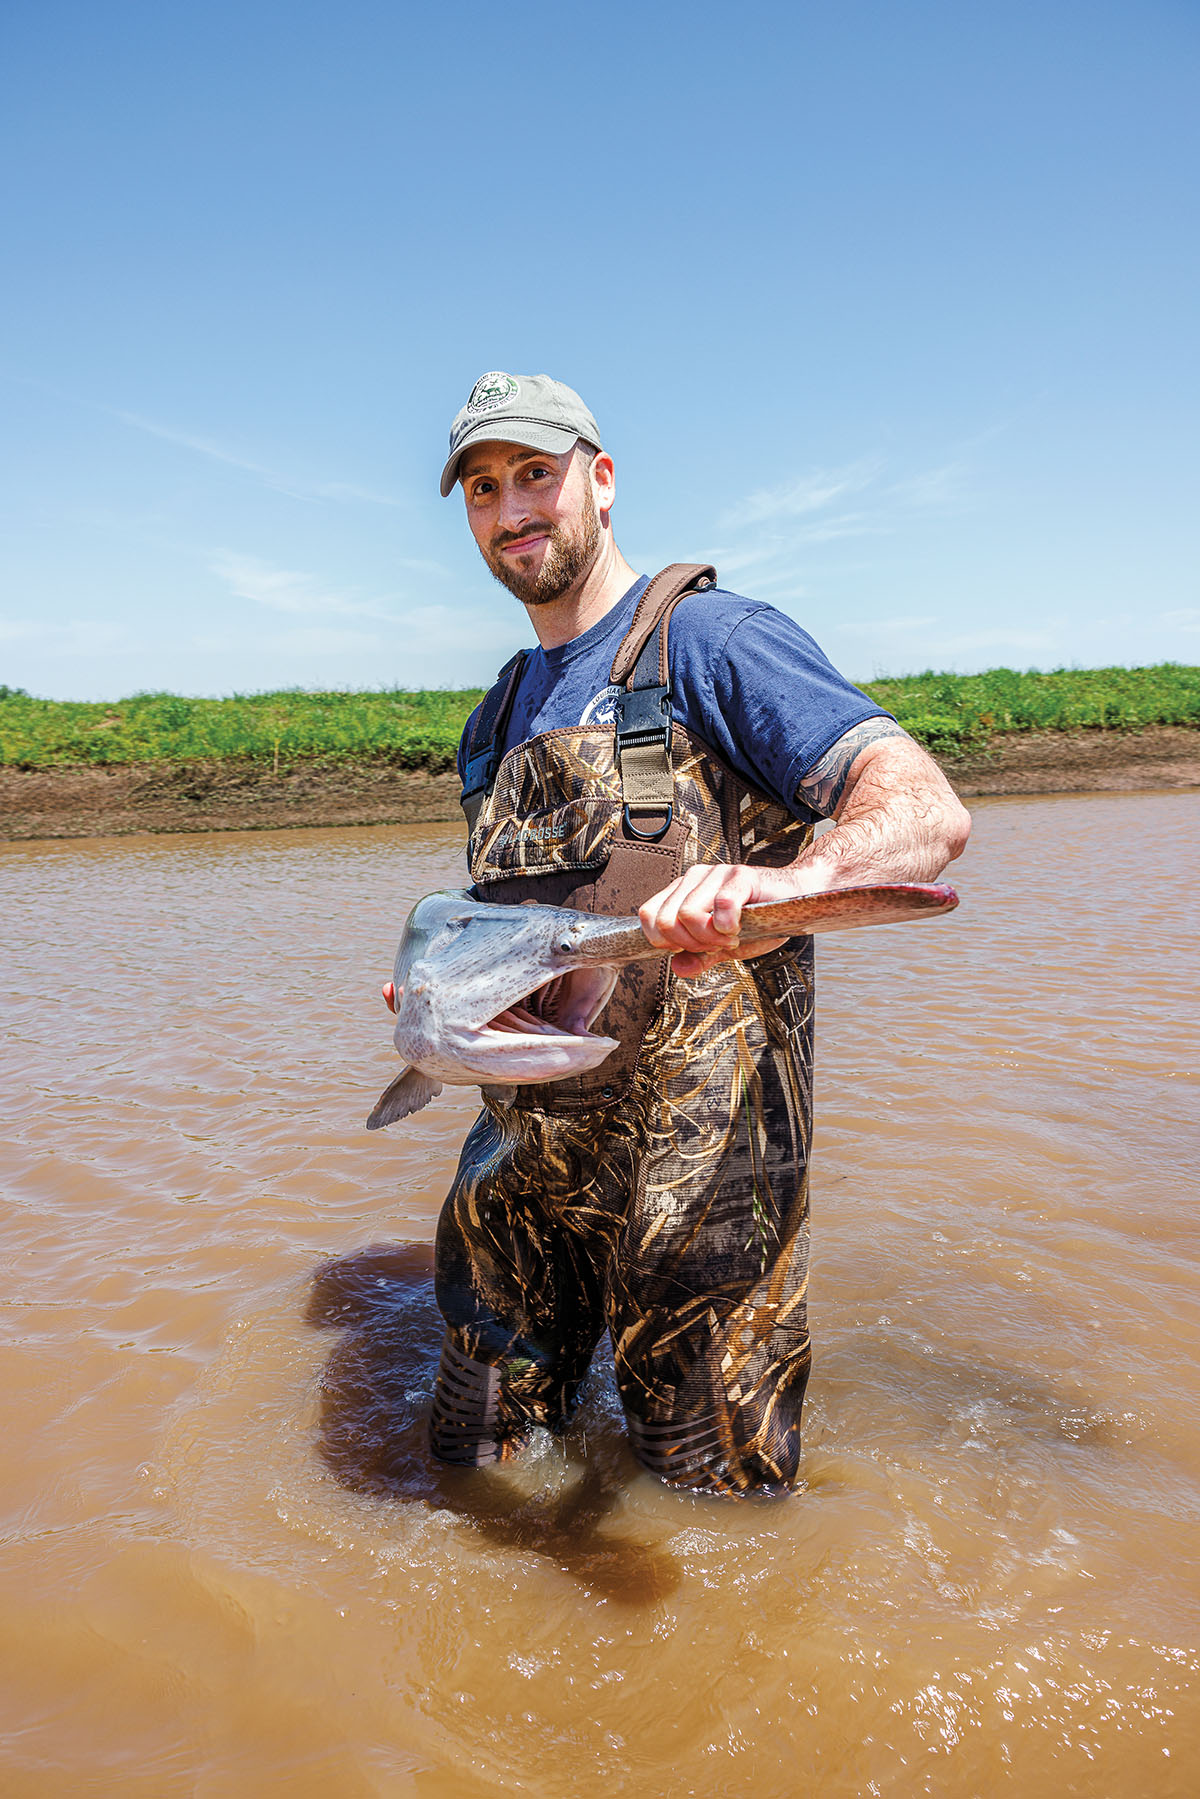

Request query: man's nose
[{"left": 497, "top": 481, "right": 532, "bottom": 531}]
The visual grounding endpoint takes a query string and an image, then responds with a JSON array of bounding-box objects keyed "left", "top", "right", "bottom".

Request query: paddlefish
[{"left": 366, "top": 882, "right": 959, "bottom": 1130}]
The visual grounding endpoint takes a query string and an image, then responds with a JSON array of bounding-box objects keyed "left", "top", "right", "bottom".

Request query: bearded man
[{"left": 401, "top": 371, "right": 969, "bottom": 1498}]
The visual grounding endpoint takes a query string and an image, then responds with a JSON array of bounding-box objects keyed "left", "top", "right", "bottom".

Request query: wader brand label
[
  {"left": 466, "top": 372, "right": 519, "bottom": 415},
  {"left": 473, "top": 800, "right": 617, "bottom": 880}
]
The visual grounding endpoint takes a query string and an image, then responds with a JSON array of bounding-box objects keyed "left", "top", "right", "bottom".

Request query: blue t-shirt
[{"left": 459, "top": 577, "right": 890, "bottom": 820}]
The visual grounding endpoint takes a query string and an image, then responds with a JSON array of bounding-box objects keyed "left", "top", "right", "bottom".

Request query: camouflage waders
[{"left": 431, "top": 566, "right": 816, "bottom": 1497}]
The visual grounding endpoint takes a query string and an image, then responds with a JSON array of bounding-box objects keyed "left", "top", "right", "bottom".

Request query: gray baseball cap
[{"left": 439, "top": 371, "right": 603, "bottom": 497}]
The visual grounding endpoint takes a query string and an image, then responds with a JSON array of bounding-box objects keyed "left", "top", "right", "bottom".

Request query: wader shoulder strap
[
  {"left": 608, "top": 563, "right": 716, "bottom": 686},
  {"left": 460, "top": 648, "right": 529, "bottom": 833},
  {"left": 610, "top": 563, "right": 716, "bottom": 841}
]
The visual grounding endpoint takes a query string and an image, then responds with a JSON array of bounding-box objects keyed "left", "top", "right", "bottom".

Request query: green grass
[
  {"left": 1, "top": 665, "right": 1197, "bottom": 771},
  {"left": 0, "top": 685, "right": 486, "bottom": 772},
  {"left": 862, "top": 664, "right": 1200, "bottom": 757}
]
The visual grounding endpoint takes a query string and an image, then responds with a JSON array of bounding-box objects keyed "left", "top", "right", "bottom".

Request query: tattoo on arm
[{"left": 797, "top": 718, "right": 910, "bottom": 816}]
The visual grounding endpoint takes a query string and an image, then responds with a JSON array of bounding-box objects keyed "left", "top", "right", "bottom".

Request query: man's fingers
[
  {"left": 635, "top": 857, "right": 812, "bottom": 976},
  {"left": 382, "top": 980, "right": 397, "bottom": 1014},
  {"left": 639, "top": 864, "right": 716, "bottom": 949},
  {"left": 673, "top": 865, "right": 738, "bottom": 943},
  {"left": 640, "top": 863, "right": 759, "bottom": 957},
  {"left": 711, "top": 871, "right": 755, "bottom": 937}
]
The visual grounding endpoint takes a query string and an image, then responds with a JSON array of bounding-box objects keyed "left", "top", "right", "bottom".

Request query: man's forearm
[
  {"left": 794, "top": 733, "right": 971, "bottom": 890},
  {"left": 637, "top": 728, "right": 970, "bottom": 974}
]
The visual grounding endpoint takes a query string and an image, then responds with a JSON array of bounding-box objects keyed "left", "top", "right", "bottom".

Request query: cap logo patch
[{"left": 466, "top": 372, "right": 519, "bottom": 416}]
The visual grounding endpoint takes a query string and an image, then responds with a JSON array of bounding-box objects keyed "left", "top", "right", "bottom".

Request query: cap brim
[{"left": 439, "top": 420, "right": 588, "bottom": 496}]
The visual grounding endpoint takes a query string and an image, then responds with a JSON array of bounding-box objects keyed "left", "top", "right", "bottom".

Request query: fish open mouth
[{"left": 483, "top": 967, "right": 619, "bottom": 1042}]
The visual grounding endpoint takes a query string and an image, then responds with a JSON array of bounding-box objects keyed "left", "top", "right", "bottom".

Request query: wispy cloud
[
  {"left": 203, "top": 556, "right": 523, "bottom": 678},
  {"left": 1161, "top": 608, "right": 1200, "bottom": 633},
  {"left": 884, "top": 465, "right": 963, "bottom": 509},
  {"left": 188, "top": 598, "right": 525, "bottom": 683},
  {"left": 839, "top": 616, "right": 1058, "bottom": 655},
  {"left": 211, "top": 551, "right": 399, "bottom": 620},
  {"left": 193, "top": 624, "right": 385, "bottom": 658},
  {"left": 927, "top": 627, "right": 1058, "bottom": 655},
  {"left": 828, "top": 615, "right": 1061, "bottom": 674},
  {"left": 709, "top": 450, "right": 968, "bottom": 605},
  {"left": 718, "top": 459, "right": 884, "bottom": 532},
  {"left": 716, "top": 514, "right": 886, "bottom": 582},
  {"left": 839, "top": 614, "right": 940, "bottom": 638},
  {"left": 116, "top": 410, "right": 402, "bottom": 507},
  {"left": 1, "top": 373, "right": 405, "bottom": 508},
  {"left": 0, "top": 618, "right": 131, "bottom": 655}
]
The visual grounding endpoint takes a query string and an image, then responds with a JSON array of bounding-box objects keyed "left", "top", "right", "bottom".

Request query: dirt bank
[
  {"left": 0, "top": 759, "right": 464, "bottom": 842},
  {"left": 940, "top": 723, "right": 1200, "bottom": 796},
  {"left": 2, "top": 726, "right": 1197, "bottom": 842}
]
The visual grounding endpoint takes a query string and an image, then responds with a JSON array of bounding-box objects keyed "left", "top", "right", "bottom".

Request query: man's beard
[{"left": 482, "top": 489, "right": 601, "bottom": 607}]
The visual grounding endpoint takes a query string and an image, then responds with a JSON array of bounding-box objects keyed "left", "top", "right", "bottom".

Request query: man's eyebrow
[{"left": 461, "top": 447, "right": 556, "bottom": 479}]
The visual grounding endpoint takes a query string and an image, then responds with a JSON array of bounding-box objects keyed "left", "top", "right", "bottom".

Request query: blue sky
[{"left": 2, "top": 0, "right": 1196, "bottom": 699}]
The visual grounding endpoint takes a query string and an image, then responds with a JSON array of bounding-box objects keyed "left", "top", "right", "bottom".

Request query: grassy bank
[
  {"left": 862, "top": 664, "right": 1200, "bottom": 756},
  {"left": 1, "top": 665, "right": 1198, "bottom": 771},
  {"left": 0, "top": 686, "right": 481, "bottom": 773}
]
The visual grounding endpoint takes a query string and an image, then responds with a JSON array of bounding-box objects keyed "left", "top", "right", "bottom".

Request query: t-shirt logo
[
  {"left": 579, "top": 683, "right": 623, "bottom": 728},
  {"left": 466, "top": 372, "right": 519, "bottom": 415}
]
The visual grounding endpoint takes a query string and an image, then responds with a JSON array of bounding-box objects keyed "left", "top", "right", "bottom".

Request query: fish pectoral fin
[{"left": 366, "top": 1066, "right": 444, "bottom": 1130}]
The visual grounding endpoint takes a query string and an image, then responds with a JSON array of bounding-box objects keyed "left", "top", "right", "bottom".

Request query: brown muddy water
[{"left": 1, "top": 792, "right": 1197, "bottom": 1798}]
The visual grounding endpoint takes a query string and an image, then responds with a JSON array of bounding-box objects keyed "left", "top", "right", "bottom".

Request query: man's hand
[
  {"left": 639, "top": 723, "right": 970, "bottom": 978},
  {"left": 639, "top": 862, "right": 822, "bottom": 976},
  {"left": 382, "top": 980, "right": 397, "bottom": 1013}
]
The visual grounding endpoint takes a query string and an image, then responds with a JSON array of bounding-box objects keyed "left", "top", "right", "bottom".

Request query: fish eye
[{"left": 558, "top": 939, "right": 572, "bottom": 952}]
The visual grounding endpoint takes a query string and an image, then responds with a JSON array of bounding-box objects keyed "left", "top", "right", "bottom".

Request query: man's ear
[{"left": 590, "top": 450, "right": 616, "bottom": 517}]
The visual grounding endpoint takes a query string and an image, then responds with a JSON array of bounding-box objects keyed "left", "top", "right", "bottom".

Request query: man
[{"left": 403, "top": 371, "right": 969, "bottom": 1498}]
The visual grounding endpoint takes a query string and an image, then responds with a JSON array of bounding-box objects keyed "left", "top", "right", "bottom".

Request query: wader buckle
[
  {"left": 615, "top": 684, "right": 671, "bottom": 735},
  {"left": 615, "top": 685, "right": 674, "bottom": 841}
]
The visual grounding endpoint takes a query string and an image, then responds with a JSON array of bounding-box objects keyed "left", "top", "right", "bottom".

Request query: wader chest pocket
[{"left": 468, "top": 796, "right": 621, "bottom": 887}]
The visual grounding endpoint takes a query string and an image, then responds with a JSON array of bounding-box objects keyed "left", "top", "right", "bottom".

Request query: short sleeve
[{"left": 669, "top": 595, "right": 893, "bottom": 817}]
